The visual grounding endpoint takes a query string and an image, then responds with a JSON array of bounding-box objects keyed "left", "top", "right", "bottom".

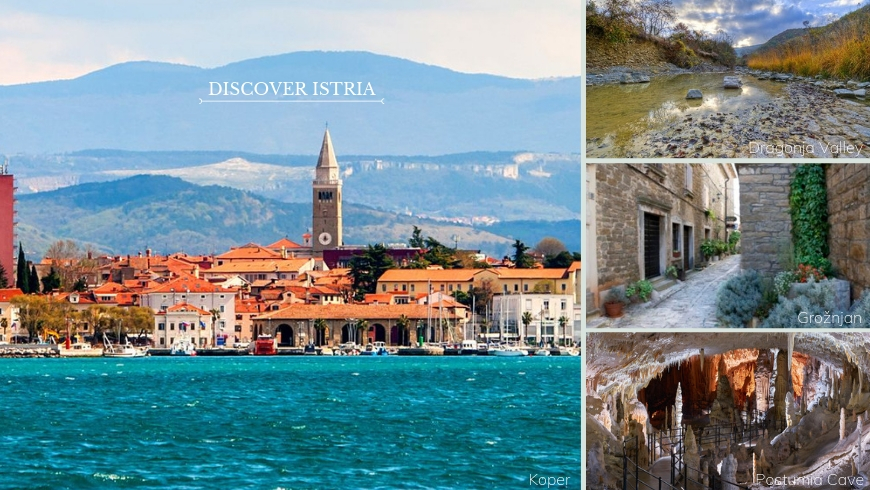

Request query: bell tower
[{"left": 312, "top": 129, "right": 342, "bottom": 253}]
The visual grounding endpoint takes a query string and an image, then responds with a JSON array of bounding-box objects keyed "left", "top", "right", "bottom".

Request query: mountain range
[
  {"left": 0, "top": 51, "right": 580, "bottom": 155},
  {"left": 15, "top": 175, "right": 580, "bottom": 260}
]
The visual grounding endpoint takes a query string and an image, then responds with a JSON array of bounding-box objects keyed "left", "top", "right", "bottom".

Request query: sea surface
[{"left": 0, "top": 356, "right": 580, "bottom": 489}]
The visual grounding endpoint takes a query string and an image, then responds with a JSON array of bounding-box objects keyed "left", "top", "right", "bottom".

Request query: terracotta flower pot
[{"left": 604, "top": 302, "right": 624, "bottom": 318}]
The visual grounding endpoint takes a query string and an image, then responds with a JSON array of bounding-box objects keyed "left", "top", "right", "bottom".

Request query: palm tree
[
  {"left": 396, "top": 314, "right": 410, "bottom": 346},
  {"left": 558, "top": 316, "right": 569, "bottom": 347},
  {"left": 314, "top": 318, "right": 328, "bottom": 346},
  {"left": 356, "top": 319, "right": 369, "bottom": 345},
  {"left": 210, "top": 308, "right": 221, "bottom": 346},
  {"left": 0, "top": 317, "right": 7, "bottom": 342},
  {"left": 521, "top": 311, "right": 533, "bottom": 345}
]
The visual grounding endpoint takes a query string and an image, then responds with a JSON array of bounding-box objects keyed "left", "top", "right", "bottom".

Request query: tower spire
[{"left": 316, "top": 128, "right": 338, "bottom": 171}]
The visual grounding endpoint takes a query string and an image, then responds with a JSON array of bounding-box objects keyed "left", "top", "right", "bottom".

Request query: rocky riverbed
[
  {"left": 586, "top": 63, "right": 729, "bottom": 86},
  {"left": 587, "top": 76, "right": 870, "bottom": 158}
]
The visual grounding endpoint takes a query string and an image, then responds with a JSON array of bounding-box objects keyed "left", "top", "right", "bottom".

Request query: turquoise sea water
[{"left": 0, "top": 357, "right": 580, "bottom": 489}]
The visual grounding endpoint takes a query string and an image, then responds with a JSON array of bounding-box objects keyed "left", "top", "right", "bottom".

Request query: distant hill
[
  {"left": 0, "top": 51, "right": 580, "bottom": 155},
  {"left": 734, "top": 45, "right": 762, "bottom": 57},
  {"left": 11, "top": 150, "right": 581, "bottom": 222},
  {"left": 748, "top": 5, "right": 870, "bottom": 79},
  {"left": 15, "top": 175, "right": 579, "bottom": 260},
  {"left": 746, "top": 28, "right": 807, "bottom": 57}
]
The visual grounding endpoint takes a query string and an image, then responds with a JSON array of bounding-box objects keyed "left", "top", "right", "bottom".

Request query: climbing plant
[{"left": 789, "top": 164, "right": 831, "bottom": 274}]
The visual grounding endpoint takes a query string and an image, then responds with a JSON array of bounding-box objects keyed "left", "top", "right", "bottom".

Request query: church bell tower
[{"left": 312, "top": 129, "right": 342, "bottom": 253}]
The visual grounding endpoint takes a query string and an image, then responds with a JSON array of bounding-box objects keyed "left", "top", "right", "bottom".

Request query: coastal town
[{"left": 0, "top": 130, "right": 580, "bottom": 358}]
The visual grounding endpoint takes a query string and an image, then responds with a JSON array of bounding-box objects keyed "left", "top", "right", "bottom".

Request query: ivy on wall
[{"left": 789, "top": 164, "right": 831, "bottom": 273}]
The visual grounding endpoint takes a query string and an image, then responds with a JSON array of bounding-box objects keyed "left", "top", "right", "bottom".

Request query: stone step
[{"left": 649, "top": 276, "right": 676, "bottom": 292}]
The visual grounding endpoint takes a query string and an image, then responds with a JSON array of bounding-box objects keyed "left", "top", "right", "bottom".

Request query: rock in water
[
  {"left": 723, "top": 76, "right": 742, "bottom": 89},
  {"left": 686, "top": 89, "right": 703, "bottom": 99}
]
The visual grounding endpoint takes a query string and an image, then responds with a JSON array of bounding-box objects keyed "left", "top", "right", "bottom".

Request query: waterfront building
[
  {"left": 252, "top": 303, "right": 464, "bottom": 347},
  {"left": 153, "top": 302, "right": 213, "bottom": 348},
  {"left": 0, "top": 288, "right": 24, "bottom": 343},
  {"left": 491, "top": 293, "right": 575, "bottom": 345},
  {"left": 139, "top": 275, "right": 235, "bottom": 347}
]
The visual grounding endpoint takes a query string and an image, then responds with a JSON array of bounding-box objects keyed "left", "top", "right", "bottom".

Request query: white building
[
  {"left": 154, "top": 303, "right": 213, "bottom": 348},
  {"left": 140, "top": 275, "right": 236, "bottom": 347},
  {"left": 491, "top": 293, "right": 575, "bottom": 346}
]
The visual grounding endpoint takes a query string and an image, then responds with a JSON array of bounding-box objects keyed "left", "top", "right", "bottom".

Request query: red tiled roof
[
  {"left": 144, "top": 274, "right": 233, "bottom": 294},
  {"left": 267, "top": 238, "right": 303, "bottom": 249},
  {"left": 377, "top": 269, "right": 480, "bottom": 282},
  {"left": 256, "top": 303, "right": 460, "bottom": 321},
  {"left": 0, "top": 288, "right": 24, "bottom": 302},
  {"left": 163, "top": 302, "right": 211, "bottom": 315},
  {"left": 215, "top": 245, "right": 281, "bottom": 260},
  {"left": 92, "top": 281, "right": 131, "bottom": 294}
]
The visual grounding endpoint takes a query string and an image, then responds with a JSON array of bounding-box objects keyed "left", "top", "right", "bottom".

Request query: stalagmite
[
  {"left": 720, "top": 453, "right": 738, "bottom": 490},
  {"left": 700, "top": 348, "right": 705, "bottom": 373},
  {"left": 684, "top": 427, "right": 701, "bottom": 490},
  {"left": 774, "top": 350, "right": 788, "bottom": 424},
  {"left": 675, "top": 382, "right": 683, "bottom": 429},
  {"left": 788, "top": 332, "right": 795, "bottom": 372},
  {"left": 672, "top": 404, "right": 677, "bottom": 430},
  {"left": 752, "top": 453, "right": 757, "bottom": 484},
  {"left": 785, "top": 392, "right": 795, "bottom": 428},
  {"left": 842, "top": 407, "right": 848, "bottom": 441}
]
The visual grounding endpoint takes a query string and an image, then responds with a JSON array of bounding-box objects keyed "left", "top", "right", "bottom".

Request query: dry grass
[{"left": 748, "top": 12, "right": 870, "bottom": 80}]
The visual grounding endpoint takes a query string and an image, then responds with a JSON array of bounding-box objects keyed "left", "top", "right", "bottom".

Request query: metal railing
[{"left": 623, "top": 409, "right": 786, "bottom": 490}]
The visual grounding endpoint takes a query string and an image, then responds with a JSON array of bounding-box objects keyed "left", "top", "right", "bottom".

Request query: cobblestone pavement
[{"left": 590, "top": 254, "right": 742, "bottom": 329}]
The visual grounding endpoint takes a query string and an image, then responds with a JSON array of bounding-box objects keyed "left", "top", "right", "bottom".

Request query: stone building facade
[
  {"left": 586, "top": 163, "right": 738, "bottom": 315},
  {"left": 827, "top": 164, "right": 870, "bottom": 299},
  {"left": 736, "top": 165, "right": 795, "bottom": 274}
]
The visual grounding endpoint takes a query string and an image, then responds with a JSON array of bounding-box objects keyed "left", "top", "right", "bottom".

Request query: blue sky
[
  {"left": 671, "top": 0, "right": 866, "bottom": 47},
  {"left": 0, "top": 1, "right": 581, "bottom": 85}
]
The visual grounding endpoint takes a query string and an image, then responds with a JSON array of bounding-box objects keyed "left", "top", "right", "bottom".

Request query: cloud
[{"left": 669, "top": 0, "right": 859, "bottom": 44}]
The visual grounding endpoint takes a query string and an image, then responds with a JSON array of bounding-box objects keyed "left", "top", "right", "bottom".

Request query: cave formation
[{"left": 586, "top": 333, "right": 870, "bottom": 489}]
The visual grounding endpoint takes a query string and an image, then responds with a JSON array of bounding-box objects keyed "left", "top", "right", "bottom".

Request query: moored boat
[
  {"left": 58, "top": 342, "right": 103, "bottom": 358},
  {"left": 102, "top": 334, "right": 148, "bottom": 358},
  {"left": 254, "top": 334, "right": 277, "bottom": 355},
  {"left": 488, "top": 343, "right": 528, "bottom": 357},
  {"left": 360, "top": 341, "right": 389, "bottom": 356},
  {"left": 170, "top": 336, "right": 197, "bottom": 356}
]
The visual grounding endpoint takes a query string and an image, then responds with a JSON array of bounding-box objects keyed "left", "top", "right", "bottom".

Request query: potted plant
[
  {"left": 672, "top": 249, "right": 681, "bottom": 258},
  {"left": 626, "top": 279, "right": 654, "bottom": 302},
  {"left": 603, "top": 288, "right": 627, "bottom": 318},
  {"left": 665, "top": 265, "right": 678, "bottom": 280},
  {"left": 700, "top": 239, "right": 716, "bottom": 260}
]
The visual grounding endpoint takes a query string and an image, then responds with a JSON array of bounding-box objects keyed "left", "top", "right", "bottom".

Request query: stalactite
[
  {"left": 774, "top": 350, "right": 788, "bottom": 424},
  {"left": 842, "top": 407, "right": 847, "bottom": 441},
  {"left": 675, "top": 382, "right": 683, "bottom": 429},
  {"left": 788, "top": 333, "right": 795, "bottom": 373},
  {"left": 700, "top": 348, "right": 705, "bottom": 373}
]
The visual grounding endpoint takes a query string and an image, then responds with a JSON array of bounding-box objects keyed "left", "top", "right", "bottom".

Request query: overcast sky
[
  {"left": 672, "top": 0, "right": 865, "bottom": 47},
  {"left": 0, "top": 1, "right": 581, "bottom": 85}
]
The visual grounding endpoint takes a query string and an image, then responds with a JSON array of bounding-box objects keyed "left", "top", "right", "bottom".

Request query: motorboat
[
  {"left": 303, "top": 343, "right": 318, "bottom": 355},
  {"left": 254, "top": 334, "right": 277, "bottom": 355},
  {"left": 170, "top": 336, "right": 197, "bottom": 356},
  {"left": 58, "top": 342, "right": 103, "bottom": 358},
  {"left": 488, "top": 343, "right": 528, "bottom": 357},
  {"left": 360, "top": 341, "right": 389, "bottom": 356},
  {"left": 459, "top": 340, "right": 482, "bottom": 355},
  {"left": 535, "top": 348, "right": 551, "bottom": 356},
  {"left": 102, "top": 334, "right": 148, "bottom": 358}
]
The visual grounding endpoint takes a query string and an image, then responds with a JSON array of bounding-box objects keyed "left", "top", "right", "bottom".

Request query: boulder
[
  {"left": 854, "top": 89, "right": 867, "bottom": 97},
  {"left": 723, "top": 76, "right": 742, "bottom": 89},
  {"left": 835, "top": 89, "right": 856, "bottom": 98},
  {"left": 686, "top": 89, "right": 703, "bottom": 99}
]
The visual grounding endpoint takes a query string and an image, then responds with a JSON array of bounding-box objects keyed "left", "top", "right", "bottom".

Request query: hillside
[
  {"left": 11, "top": 150, "right": 581, "bottom": 222},
  {"left": 14, "top": 175, "right": 579, "bottom": 260},
  {"left": 748, "top": 5, "right": 870, "bottom": 79},
  {"left": 0, "top": 51, "right": 580, "bottom": 154}
]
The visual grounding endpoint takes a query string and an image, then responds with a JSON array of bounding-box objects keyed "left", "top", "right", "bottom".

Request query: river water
[
  {"left": 0, "top": 356, "right": 580, "bottom": 489},
  {"left": 586, "top": 73, "right": 788, "bottom": 156}
]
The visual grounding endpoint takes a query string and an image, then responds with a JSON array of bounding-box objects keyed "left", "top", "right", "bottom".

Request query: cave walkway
[{"left": 590, "top": 254, "right": 741, "bottom": 329}]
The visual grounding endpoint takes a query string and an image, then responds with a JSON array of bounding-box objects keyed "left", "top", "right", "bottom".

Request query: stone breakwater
[
  {"left": 595, "top": 82, "right": 870, "bottom": 158},
  {"left": 0, "top": 346, "right": 58, "bottom": 358}
]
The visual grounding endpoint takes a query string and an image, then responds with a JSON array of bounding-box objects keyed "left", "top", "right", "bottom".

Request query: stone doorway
[{"left": 644, "top": 212, "right": 662, "bottom": 278}]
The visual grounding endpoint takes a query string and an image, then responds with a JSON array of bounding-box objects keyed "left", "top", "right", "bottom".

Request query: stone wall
[
  {"left": 827, "top": 164, "right": 870, "bottom": 299},
  {"left": 595, "top": 163, "right": 712, "bottom": 296},
  {"left": 736, "top": 164, "right": 794, "bottom": 274}
]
